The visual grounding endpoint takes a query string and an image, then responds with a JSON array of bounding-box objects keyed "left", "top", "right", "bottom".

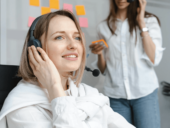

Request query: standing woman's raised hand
[
  {"left": 89, "top": 42, "right": 105, "bottom": 55},
  {"left": 28, "top": 46, "right": 63, "bottom": 91},
  {"left": 136, "top": 0, "right": 147, "bottom": 29}
]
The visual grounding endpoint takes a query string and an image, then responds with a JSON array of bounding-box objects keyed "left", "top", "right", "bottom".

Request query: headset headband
[{"left": 29, "top": 16, "right": 42, "bottom": 40}]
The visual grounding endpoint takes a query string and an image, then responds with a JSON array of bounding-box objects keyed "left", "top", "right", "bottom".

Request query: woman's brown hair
[
  {"left": 107, "top": 0, "right": 160, "bottom": 35},
  {"left": 17, "top": 10, "right": 86, "bottom": 86}
]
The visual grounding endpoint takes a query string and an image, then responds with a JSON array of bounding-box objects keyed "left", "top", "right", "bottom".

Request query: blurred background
[{"left": 0, "top": 0, "right": 170, "bottom": 127}]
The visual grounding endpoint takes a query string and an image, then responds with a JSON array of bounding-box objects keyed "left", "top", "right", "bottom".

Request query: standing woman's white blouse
[
  {"left": 0, "top": 79, "right": 135, "bottom": 128},
  {"left": 93, "top": 16, "right": 165, "bottom": 100}
]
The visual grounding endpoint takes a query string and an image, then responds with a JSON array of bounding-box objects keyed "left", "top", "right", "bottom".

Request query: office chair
[
  {"left": 0, "top": 65, "right": 22, "bottom": 111},
  {"left": 161, "top": 81, "right": 170, "bottom": 96}
]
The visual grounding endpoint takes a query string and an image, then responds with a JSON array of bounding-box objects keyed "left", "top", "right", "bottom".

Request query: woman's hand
[
  {"left": 28, "top": 46, "right": 62, "bottom": 90},
  {"left": 136, "top": 0, "right": 147, "bottom": 30},
  {"left": 89, "top": 42, "right": 105, "bottom": 55}
]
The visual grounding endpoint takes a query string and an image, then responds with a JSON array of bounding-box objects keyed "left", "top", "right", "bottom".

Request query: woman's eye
[
  {"left": 55, "top": 36, "right": 63, "bottom": 40},
  {"left": 75, "top": 37, "right": 81, "bottom": 41}
]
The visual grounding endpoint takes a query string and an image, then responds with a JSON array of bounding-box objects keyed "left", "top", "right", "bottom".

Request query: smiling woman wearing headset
[
  {"left": 0, "top": 10, "right": 135, "bottom": 128},
  {"left": 90, "top": 0, "right": 164, "bottom": 128}
]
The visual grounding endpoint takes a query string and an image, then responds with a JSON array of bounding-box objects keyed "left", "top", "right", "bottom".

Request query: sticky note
[
  {"left": 79, "top": 17, "right": 88, "bottom": 28},
  {"left": 92, "top": 39, "right": 108, "bottom": 48},
  {"left": 76, "top": 5, "right": 86, "bottom": 15},
  {"left": 63, "top": 3, "right": 73, "bottom": 13},
  {"left": 28, "top": 17, "right": 35, "bottom": 27},
  {"left": 29, "top": 0, "right": 40, "bottom": 6},
  {"left": 50, "top": 0, "right": 60, "bottom": 9},
  {"left": 41, "top": 7, "right": 51, "bottom": 15}
]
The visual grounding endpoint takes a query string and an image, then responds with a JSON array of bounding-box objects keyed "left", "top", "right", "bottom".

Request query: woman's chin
[
  {"left": 69, "top": 67, "right": 80, "bottom": 72},
  {"left": 60, "top": 66, "right": 80, "bottom": 73}
]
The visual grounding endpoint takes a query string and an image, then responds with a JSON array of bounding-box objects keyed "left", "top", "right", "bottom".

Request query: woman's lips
[
  {"left": 62, "top": 53, "right": 78, "bottom": 61},
  {"left": 118, "top": 2, "right": 126, "bottom": 4}
]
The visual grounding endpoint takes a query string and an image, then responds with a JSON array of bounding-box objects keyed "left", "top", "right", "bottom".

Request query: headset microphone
[
  {"left": 85, "top": 49, "right": 100, "bottom": 77},
  {"left": 85, "top": 66, "right": 100, "bottom": 77}
]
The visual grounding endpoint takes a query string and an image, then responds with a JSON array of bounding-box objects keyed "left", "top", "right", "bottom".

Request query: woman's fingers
[
  {"left": 138, "top": 0, "right": 142, "bottom": 7},
  {"left": 92, "top": 47, "right": 104, "bottom": 54},
  {"left": 29, "top": 61, "right": 35, "bottom": 71},
  {"left": 31, "top": 46, "right": 43, "bottom": 63},
  {"left": 94, "top": 45, "right": 104, "bottom": 52},
  {"left": 28, "top": 47, "right": 38, "bottom": 66},
  {"left": 89, "top": 42, "right": 104, "bottom": 54},
  {"left": 91, "top": 45, "right": 104, "bottom": 53},
  {"left": 37, "top": 47, "right": 49, "bottom": 61},
  {"left": 138, "top": 0, "right": 146, "bottom": 10},
  {"left": 89, "top": 43, "right": 97, "bottom": 48}
]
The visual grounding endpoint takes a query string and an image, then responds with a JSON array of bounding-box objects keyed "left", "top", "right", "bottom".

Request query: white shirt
[
  {"left": 92, "top": 17, "right": 165, "bottom": 100},
  {"left": 0, "top": 79, "right": 135, "bottom": 128}
]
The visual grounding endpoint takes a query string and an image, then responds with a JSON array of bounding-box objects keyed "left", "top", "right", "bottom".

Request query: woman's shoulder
[
  {"left": 79, "top": 83, "right": 100, "bottom": 96},
  {"left": 144, "top": 15, "right": 159, "bottom": 24},
  {"left": 6, "top": 105, "right": 51, "bottom": 127},
  {"left": 97, "top": 20, "right": 108, "bottom": 30},
  {"left": 7, "top": 105, "right": 44, "bottom": 120},
  {"left": 96, "top": 20, "right": 112, "bottom": 39}
]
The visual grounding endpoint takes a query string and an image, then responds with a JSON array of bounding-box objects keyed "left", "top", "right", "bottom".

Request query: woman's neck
[
  {"left": 116, "top": 8, "right": 128, "bottom": 21},
  {"left": 60, "top": 75, "right": 68, "bottom": 91},
  {"left": 59, "top": 71, "right": 72, "bottom": 91}
]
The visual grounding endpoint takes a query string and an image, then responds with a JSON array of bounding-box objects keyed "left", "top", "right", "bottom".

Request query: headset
[{"left": 27, "top": 16, "right": 42, "bottom": 49}]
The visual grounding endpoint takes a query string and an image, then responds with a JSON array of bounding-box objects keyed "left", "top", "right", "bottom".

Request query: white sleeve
[
  {"left": 51, "top": 96, "right": 89, "bottom": 128},
  {"left": 141, "top": 17, "right": 165, "bottom": 67},
  {"left": 6, "top": 97, "right": 89, "bottom": 128},
  {"left": 106, "top": 106, "right": 136, "bottom": 128}
]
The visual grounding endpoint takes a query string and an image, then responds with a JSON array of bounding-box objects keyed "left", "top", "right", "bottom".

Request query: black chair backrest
[{"left": 0, "top": 65, "right": 22, "bottom": 111}]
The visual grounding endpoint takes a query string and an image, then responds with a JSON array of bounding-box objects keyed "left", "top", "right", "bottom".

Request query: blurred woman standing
[{"left": 90, "top": 0, "right": 164, "bottom": 128}]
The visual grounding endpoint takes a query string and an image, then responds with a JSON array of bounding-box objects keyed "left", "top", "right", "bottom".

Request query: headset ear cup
[{"left": 33, "top": 39, "right": 42, "bottom": 48}]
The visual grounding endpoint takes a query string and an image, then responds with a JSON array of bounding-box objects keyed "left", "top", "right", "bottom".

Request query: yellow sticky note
[
  {"left": 29, "top": 0, "right": 40, "bottom": 6},
  {"left": 41, "top": 7, "right": 51, "bottom": 15},
  {"left": 50, "top": 0, "right": 60, "bottom": 10},
  {"left": 76, "top": 5, "right": 86, "bottom": 15}
]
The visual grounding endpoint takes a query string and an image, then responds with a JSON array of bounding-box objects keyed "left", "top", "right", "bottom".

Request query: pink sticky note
[
  {"left": 28, "top": 17, "right": 35, "bottom": 27},
  {"left": 79, "top": 17, "right": 88, "bottom": 28},
  {"left": 63, "top": 3, "right": 73, "bottom": 13}
]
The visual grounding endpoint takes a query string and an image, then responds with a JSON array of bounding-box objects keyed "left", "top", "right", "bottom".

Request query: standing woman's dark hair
[{"left": 107, "top": 0, "right": 160, "bottom": 35}]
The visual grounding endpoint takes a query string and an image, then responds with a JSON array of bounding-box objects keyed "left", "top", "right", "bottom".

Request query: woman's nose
[{"left": 67, "top": 39, "right": 77, "bottom": 50}]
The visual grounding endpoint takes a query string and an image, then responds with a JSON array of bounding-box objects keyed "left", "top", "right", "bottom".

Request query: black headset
[{"left": 27, "top": 16, "right": 42, "bottom": 49}]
